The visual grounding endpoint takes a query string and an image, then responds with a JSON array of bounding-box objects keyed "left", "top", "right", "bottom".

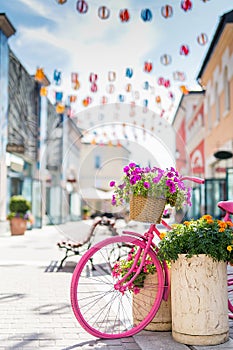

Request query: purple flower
[
  {"left": 144, "top": 167, "right": 151, "bottom": 173},
  {"left": 143, "top": 182, "right": 150, "bottom": 189},
  {"left": 169, "top": 184, "right": 176, "bottom": 194},
  {"left": 130, "top": 177, "right": 137, "bottom": 185},
  {"left": 166, "top": 179, "right": 176, "bottom": 193},
  {"left": 109, "top": 181, "right": 115, "bottom": 187},
  {"left": 166, "top": 171, "right": 174, "bottom": 178},
  {"left": 153, "top": 173, "right": 163, "bottom": 183},
  {"left": 111, "top": 195, "right": 116, "bottom": 206},
  {"left": 177, "top": 180, "right": 185, "bottom": 190},
  {"left": 169, "top": 167, "right": 179, "bottom": 176},
  {"left": 118, "top": 183, "right": 126, "bottom": 190},
  {"left": 123, "top": 166, "right": 130, "bottom": 173},
  {"left": 132, "top": 168, "right": 141, "bottom": 174}
]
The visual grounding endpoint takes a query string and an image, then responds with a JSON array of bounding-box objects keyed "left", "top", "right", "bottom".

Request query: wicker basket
[{"left": 129, "top": 196, "right": 166, "bottom": 223}]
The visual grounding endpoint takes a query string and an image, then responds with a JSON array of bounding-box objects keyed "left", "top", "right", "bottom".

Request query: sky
[{"left": 1, "top": 0, "right": 232, "bottom": 124}]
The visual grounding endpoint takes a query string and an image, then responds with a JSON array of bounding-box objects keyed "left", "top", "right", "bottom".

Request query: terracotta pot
[
  {"left": 171, "top": 254, "right": 229, "bottom": 345},
  {"left": 10, "top": 217, "right": 27, "bottom": 235},
  {"left": 133, "top": 273, "right": 172, "bottom": 331}
]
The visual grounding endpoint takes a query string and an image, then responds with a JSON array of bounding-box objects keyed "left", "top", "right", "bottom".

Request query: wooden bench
[{"left": 57, "top": 217, "right": 117, "bottom": 269}]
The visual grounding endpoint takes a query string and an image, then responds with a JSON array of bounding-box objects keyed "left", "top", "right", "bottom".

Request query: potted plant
[
  {"left": 82, "top": 205, "right": 90, "bottom": 220},
  {"left": 158, "top": 215, "right": 233, "bottom": 345},
  {"left": 7, "top": 195, "right": 33, "bottom": 235},
  {"left": 112, "top": 244, "right": 172, "bottom": 331},
  {"left": 110, "top": 163, "right": 191, "bottom": 223}
]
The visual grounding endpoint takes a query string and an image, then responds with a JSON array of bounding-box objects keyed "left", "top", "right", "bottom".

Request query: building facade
[
  {"left": 173, "top": 9, "right": 233, "bottom": 219},
  {"left": 197, "top": 9, "right": 233, "bottom": 216}
]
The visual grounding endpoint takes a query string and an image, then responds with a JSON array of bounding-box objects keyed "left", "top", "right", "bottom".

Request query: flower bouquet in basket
[{"left": 110, "top": 162, "right": 192, "bottom": 223}]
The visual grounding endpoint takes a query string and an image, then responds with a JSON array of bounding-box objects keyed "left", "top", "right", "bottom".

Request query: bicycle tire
[{"left": 70, "top": 235, "right": 164, "bottom": 338}]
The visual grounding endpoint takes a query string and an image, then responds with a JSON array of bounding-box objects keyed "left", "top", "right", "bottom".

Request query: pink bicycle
[
  {"left": 70, "top": 176, "right": 204, "bottom": 338},
  {"left": 218, "top": 200, "right": 233, "bottom": 319}
]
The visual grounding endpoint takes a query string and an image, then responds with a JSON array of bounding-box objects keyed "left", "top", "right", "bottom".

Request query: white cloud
[{"left": 18, "top": 0, "right": 53, "bottom": 18}]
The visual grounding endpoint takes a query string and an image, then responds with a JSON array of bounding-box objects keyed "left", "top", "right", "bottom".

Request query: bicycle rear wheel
[{"left": 70, "top": 235, "right": 164, "bottom": 338}]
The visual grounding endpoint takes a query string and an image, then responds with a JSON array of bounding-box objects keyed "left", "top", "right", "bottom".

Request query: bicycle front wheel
[{"left": 70, "top": 235, "right": 164, "bottom": 338}]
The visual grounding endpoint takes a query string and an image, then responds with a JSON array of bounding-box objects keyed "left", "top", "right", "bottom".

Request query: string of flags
[
  {"left": 56, "top": 0, "right": 210, "bottom": 20},
  {"left": 35, "top": 1, "right": 211, "bottom": 115}
]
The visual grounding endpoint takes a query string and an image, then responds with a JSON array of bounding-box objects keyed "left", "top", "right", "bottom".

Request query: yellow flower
[
  {"left": 160, "top": 232, "right": 167, "bottom": 239},
  {"left": 227, "top": 245, "right": 233, "bottom": 252},
  {"left": 219, "top": 228, "right": 225, "bottom": 232}
]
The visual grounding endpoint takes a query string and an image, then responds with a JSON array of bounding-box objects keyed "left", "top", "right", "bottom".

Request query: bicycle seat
[{"left": 218, "top": 200, "right": 233, "bottom": 215}]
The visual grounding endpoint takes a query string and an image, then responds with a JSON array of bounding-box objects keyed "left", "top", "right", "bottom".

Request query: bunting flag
[
  {"left": 35, "top": 68, "right": 45, "bottom": 82},
  {"left": 53, "top": 69, "right": 62, "bottom": 85},
  {"left": 56, "top": 103, "right": 65, "bottom": 114},
  {"left": 55, "top": 91, "right": 63, "bottom": 102},
  {"left": 50, "top": 0, "right": 213, "bottom": 121},
  {"left": 40, "top": 86, "right": 47, "bottom": 96}
]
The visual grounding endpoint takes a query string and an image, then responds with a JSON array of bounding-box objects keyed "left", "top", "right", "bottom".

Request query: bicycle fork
[{"left": 113, "top": 227, "right": 155, "bottom": 295}]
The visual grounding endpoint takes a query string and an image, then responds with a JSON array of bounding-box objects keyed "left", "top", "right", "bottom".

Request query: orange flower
[
  {"left": 160, "top": 232, "right": 167, "bottom": 239},
  {"left": 206, "top": 219, "right": 214, "bottom": 224},
  {"left": 183, "top": 221, "right": 190, "bottom": 226},
  {"left": 202, "top": 214, "right": 212, "bottom": 220},
  {"left": 218, "top": 221, "right": 227, "bottom": 228},
  {"left": 226, "top": 221, "right": 233, "bottom": 227},
  {"left": 219, "top": 228, "right": 225, "bottom": 232}
]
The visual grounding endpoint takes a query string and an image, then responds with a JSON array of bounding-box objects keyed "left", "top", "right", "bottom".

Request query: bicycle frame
[
  {"left": 114, "top": 176, "right": 204, "bottom": 299},
  {"left": 114, "top": 224, "right": 169, "bottom": 296}
]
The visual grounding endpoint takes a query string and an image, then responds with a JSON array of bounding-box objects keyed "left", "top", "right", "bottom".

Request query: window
[
  {"left": 207, "top": 96, "right": 211, "bottom": 130},
  {"left": 95, "top": 155, "right": 101, "bottom": 169},
  {"left": 224, "top": 66, "right": 230, "bottom": 112},
  {"left": 215, "top": 82, "right": 220, "bottom": 123}
]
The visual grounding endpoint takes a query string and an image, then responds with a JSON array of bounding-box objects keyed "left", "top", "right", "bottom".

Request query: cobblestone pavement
[{"left": 0, "top": 221, "right": 232, "bottom": 350}]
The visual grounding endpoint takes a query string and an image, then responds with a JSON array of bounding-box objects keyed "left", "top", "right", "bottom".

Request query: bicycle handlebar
[{"left": 181, "top": 176, "right": 205, "bottom": 184}]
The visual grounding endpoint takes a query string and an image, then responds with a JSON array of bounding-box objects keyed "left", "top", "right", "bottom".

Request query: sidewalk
[{"left": 0, "top": 221, "right": 232, "bottom": 350}]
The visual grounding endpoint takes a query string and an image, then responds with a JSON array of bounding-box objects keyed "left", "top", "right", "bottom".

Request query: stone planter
[
  {"left": 171, "top": 254, "right": 229, "bottom": 345},
  {"left": 133, "top": 272, "right": 172, "bottom": 331},
  {"left": 10, "top": 217, "right": 27, "bottom": 235}
]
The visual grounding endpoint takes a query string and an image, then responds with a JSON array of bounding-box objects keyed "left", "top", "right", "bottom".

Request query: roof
[
  {"left": 197, "top": 9, "right": 233, "bottom": 80},
  {"left": 0, "top": 13, "right": 16, "bottom": 38},
  {"left": 172, "top": 90, "right": 204, "bottom": 126}
]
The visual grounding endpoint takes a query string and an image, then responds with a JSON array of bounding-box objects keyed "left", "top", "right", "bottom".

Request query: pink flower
[
  {"left": 133, "top": 287, "right": 141, "bottom": 294},
  {"left": 127, "top": 253, "right": 133, "bottom": 261},
  {"left": 109, "top": 181, "right": 115, "bottom": 187}
]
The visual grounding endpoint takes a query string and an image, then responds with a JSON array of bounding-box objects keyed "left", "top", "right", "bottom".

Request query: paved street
[{"left": 0, "top": 220, "right": 232, "bottom": 350}]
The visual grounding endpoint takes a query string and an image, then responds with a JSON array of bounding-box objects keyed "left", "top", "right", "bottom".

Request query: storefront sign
[{"left": 6, "top": 144, "right": 25, "bottom": 153}]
